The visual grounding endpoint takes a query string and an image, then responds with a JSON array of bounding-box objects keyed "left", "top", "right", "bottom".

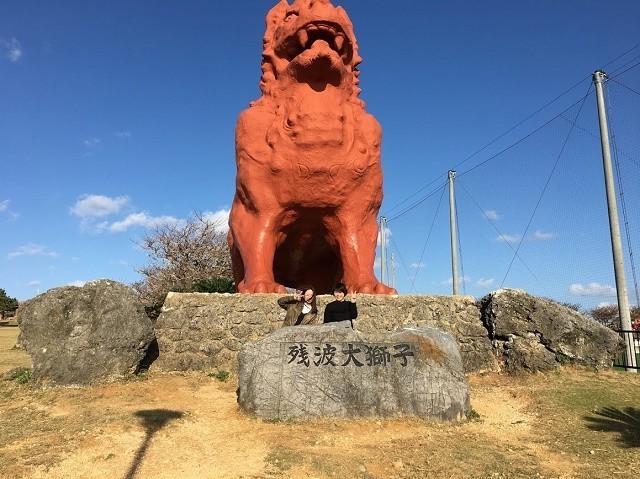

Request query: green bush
[{"left": 193, "top": 278, "right": 236, "bottom": 293}]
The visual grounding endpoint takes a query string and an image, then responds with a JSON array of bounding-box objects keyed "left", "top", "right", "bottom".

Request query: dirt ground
[{"left": 1, "top": 326, "right": 639, "bottom": 479}]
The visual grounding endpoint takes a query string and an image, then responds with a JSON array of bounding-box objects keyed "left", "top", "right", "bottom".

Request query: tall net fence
[{"left": 380, "top": 64, "right": 640, "bottom": 313}]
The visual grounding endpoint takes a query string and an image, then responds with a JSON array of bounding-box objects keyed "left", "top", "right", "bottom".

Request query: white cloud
[
  {"left": 410, "top": 262, "right": 426, "bottom": 269},
  {"left": 0, "top": 199, "right": 8, "bottom": 212},
  {"left": 483, "top": 210, "right": 500, "bottom": 221},
  {"left": 67, "top": 280, "right": 87, "bottom": 287},
  {"left": 569, "top": 282, "right": 616, "bottom": 297},
  {"left": 497, "top": 234, "right": 521, "bottom": 243},
  {"left": 597, "top": 302, "right": 614, "bottom": 308},
  {"left": 201, "top": 209, "right": 230, "bottom": 233},
  {"left": 115, "top": 131, "right": 131, "bottom": 138},
  {"left": 2, "top": 37, "right": 22, "bottom": 62},
  {"left": 8, "top": 243, "right": 59, "bottom": 260},
  {"left": 70, "top": 194, "right": 130, "bottom": 218},
  {"left": 441, "top": 276, "right": 470, "bottom": 286},
  {"left": 84, "top": 137, "right": 101, "bottom": 147},
  {"left": 109, "top": 212, "right": 181, "bottom": 232},
  {"left": 531, "top": 230, "right": 556, "bottom": 241},
  {"left": 27, "top": 280, "right": 41, "bottom": 286},
  {"left": 376, "top": 226, "right": 392, "bottom": 247},
  {"left": 476, "top": 278, "right": 494, "bottom": 288}
]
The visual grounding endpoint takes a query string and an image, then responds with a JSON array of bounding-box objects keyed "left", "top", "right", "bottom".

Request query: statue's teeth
[
  {"left": 334, "top": 33, "right": 344, "bottom": 51},
  {"left": 297, "top": 28, "right": 309, "bottom": 47}
]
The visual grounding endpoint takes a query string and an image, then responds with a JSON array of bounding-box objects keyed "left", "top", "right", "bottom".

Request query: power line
[
  {"left": 500, "top": 85, "right": 591, "bottom": 287},
  {"left": 606, "top": 77, "right": 640, "bottom": 306},
  {"left": 409, "top": 184, "right": 447, "bottom": 293},
  {"left": 382, "top": 43, "right": 640, "bottom": 217},
  {"left": 458, "top": 91, "right": 592, "bottom": 178},
  {"left": 386, "top": 181, "right": 447, "bottom": 222},
  {"left": 457, "top": 179, "right": 549, "bottom": 296}
]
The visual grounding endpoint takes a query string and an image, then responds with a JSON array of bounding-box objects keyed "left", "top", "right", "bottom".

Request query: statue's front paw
[
  {"left": 355, "top": 281, "right": 397, "bottom": 295},
  {"left": 237, "top": 280, "right": 287, "bottom": 294}
]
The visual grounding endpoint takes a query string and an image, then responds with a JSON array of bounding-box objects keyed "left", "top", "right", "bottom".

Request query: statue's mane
[{"left": 258, "top": 0, "right": 363, "bottom": 103}]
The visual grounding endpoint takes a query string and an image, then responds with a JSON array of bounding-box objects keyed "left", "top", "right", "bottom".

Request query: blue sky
[{"left": 1, "top": 0, "right": 639, "bottom": 311}]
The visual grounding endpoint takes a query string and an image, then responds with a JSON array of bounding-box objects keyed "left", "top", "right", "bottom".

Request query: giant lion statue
[{"left": 228, "top": 0, "right": 396, "bottom": 295}]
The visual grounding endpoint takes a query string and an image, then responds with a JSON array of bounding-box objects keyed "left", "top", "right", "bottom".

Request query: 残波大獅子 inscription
[{"left": 286, "top": 342, "right": 415, "bottom": 368}]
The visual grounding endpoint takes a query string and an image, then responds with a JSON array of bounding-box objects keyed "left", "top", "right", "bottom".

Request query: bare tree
[
  {"left": 133, "top": 213, "right": 233, "bottom": 312},
  {"left": 589, "top": 304, "right": 640, "bottom": 330}
]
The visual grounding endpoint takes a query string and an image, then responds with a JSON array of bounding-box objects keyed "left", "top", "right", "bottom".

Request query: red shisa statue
[{"left": 228, "top": 0, "right": 397, "bottom": 295}]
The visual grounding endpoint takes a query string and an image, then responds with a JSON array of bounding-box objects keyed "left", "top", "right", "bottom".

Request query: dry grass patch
[{"left": 1, "top": 326, "right": 639, "bottom": 478}]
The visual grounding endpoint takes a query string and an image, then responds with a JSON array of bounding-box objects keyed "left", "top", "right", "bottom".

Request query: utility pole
[
  {"left": 593, "top": 70, "right": 637, "bottom": 371},
  {"left": 448, "top": 170, "right": 459, "bottom": 296},
  {"left": 379, "top": 216, "right": 387, "bottom": 285},
  {"left": 391, "top": 252, "right": 395, "bottom": 290}
]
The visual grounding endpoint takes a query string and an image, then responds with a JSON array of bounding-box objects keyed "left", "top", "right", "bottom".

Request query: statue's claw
[{"left": 237, "top": 280, "right": 288, "bottom": 294}]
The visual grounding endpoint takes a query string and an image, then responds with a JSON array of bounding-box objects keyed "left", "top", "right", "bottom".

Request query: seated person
[
  {"left": 324, "top": 282, "right": 357, "bottom": 328},
  {"left": 278, "top": 285, "right": 319, "bottom": 326}
]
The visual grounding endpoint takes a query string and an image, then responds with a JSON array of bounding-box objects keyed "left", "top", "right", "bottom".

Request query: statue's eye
[{"left": 284, "top": 11, "right": 299, "bottom": 22}]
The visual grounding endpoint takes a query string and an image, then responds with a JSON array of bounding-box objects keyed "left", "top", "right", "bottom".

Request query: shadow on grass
[
  {"left": 584, "top": 407, "right": 640, "bottom": 448},
  {"left": 124, "top": 409, "right": 184, "bottom": 479}
]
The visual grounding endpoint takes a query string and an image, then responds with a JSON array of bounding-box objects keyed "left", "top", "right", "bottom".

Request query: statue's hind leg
[{"left": 327, "top": 207, "right": 397, "bottom": 295}]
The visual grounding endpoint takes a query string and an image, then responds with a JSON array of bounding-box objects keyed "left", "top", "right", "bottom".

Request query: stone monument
[
  {"left": 228, "top": 0, "right": 396, "bottom": 295},
  {"left": 237, "top": 323, "right": 470, "bottom": 420}
]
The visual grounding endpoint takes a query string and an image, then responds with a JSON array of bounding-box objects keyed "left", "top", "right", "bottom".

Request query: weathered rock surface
[
  {"left": 18, "top": 279, "right": 154, "bottom": 385},
  {"left": 237, "top": 323, "right": 470, "bottom": 420},
  {"left": 481, "top": 289, "right": 623, "bottom": 372},
  {"left": 155, "top": 290, "right": 623, "bottom": 375},
  {"left": 154, "top": 292, "right": 498, "bottom": 373}
]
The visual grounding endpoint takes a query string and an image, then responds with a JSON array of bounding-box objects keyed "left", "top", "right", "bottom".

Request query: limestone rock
[
  {"left": 237, "top": 323, "right": 470, "bottom": 420},
  {"left": 481, "top": 288, "right": 623, "bottom": 372},
  {"left": 19, "top": 279, "right": 154, "bottom": 385}
]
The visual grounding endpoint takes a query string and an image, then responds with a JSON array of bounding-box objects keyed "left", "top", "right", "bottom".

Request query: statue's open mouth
[{"left": 276, "top": 21, "right": 352, "bottom": 64}]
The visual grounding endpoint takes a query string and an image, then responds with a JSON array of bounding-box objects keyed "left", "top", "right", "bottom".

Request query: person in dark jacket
[
  {"left": 323, "top": 282, "right": 357, "bottom": 328},
  {"left": 278, "top": 285, "right": 319, "bottom": 326}
]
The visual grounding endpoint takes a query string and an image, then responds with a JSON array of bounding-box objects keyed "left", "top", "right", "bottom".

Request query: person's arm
[
  {"left": 323, "top": 302, "right": 332, "bottom": 322},
  {"left": 277, "top": 296, "right": 295, "bottom": 310},
  {"left": 349, "top": 292, "right": 358, "bottom": 319}
]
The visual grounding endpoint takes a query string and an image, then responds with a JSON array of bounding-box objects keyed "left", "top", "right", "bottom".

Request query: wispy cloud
[
  {"left": 70, "top": 196, "right": 229, "bottom": 235},
  {"left": 531, "top": 230, "right": 556, "bottom": 241},
  {"left": 497, "top": 234, "right": 521, "bottom": 243},
  {"left": 27, "top": 280, "right": 41, "bottom": 287},
  {"left": 109, "top": 212, "right": 181, "bottom": 232},
  {"left": 8, "top": 243, "right": 59, "bottom": 260},
  {"left": 483, "top": 210, "right": 500, "bottom": 221},
  {"left": 569, "top": 282, "right": 616, "bottom": 297},
  {"left": 70, "top": 194, "right": 130, "bottom": 218},
  {"left": 83, "top": 137, "right": 101, "bottom": 147},
  {"left": 441, "top": 276, "right": 470, "bottom": 286},
  {"left": 0, "top": 199, "right": 19, "bottom": 219},
  {"left": 410, "top": 262, "right": 426, "bottom": 269},
  {"left": 1, "top": 37, "right": 22, "bottom": 62},
  {"left": 114, "top": 131, "right": 131, "bottom": 138},
  {"left": 476, "top": 278, "right": 494, "bottom": 288}
]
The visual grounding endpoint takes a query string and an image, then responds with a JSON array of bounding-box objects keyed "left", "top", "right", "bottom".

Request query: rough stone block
[
  {"left": 18, "top": 279, "right": 154, "bottom": 385},
  {"left": 237, "top": 324, "right": 470, "bottom": 420}
]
